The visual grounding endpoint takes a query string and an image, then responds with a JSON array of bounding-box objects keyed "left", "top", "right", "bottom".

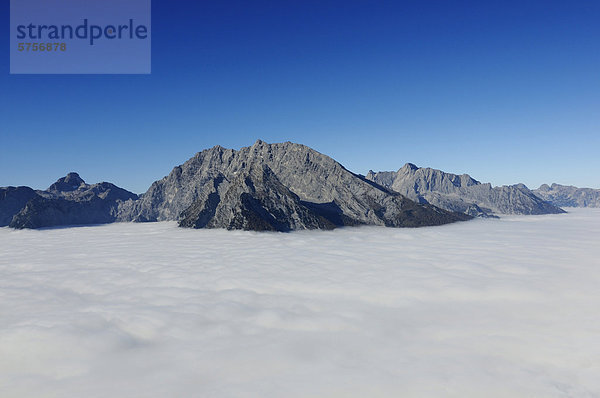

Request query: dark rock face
[
  {"left": 122, "top": 141, "right": 470, "bottom": 230},
  {"left": 10, "top": 196, "right": 115, "bottom": 229},
  {"left": 366, "top": 163, "right": 565, "bottom": 217},
  {"left": 7, "top": 174, "right": 138, "bottom": 229},
  {"left": 0, "top": 186, "right": 41, "bottom": 226},
  {"left": 534, "top": 184, "right": 600, "bottom": 208}
]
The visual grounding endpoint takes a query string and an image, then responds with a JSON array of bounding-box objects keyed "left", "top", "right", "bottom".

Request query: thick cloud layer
[{"left": 1, "top": 209, "right": 599, "bottom": 397}]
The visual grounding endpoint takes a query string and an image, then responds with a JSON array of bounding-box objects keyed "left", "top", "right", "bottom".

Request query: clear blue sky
[{"left": 1, "top": 0, "right": 599, "bottom": 193}]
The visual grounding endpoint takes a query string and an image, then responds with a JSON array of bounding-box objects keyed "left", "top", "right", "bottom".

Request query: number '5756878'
[{"left": 18, "top": 43, "right": 67, "bottom": 51}]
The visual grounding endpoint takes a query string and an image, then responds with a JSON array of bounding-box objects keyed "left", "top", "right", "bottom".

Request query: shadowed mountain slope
[{"left": 7, "top": 173, "right": 138, "bottom": 229}]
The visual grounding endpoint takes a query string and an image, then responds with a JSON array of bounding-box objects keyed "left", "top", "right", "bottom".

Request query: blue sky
[{"left": 1, "top": 0, "right": 599, "bottom": 193}]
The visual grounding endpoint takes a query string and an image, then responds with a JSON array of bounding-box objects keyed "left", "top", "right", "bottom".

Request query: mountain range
[
  {"left": 118, "top": 140, "right": 469, "bottom": 230},
  {"left": 2, "top": 173, "right": 138, "bottom": 229},
  {"left": 366, "top": 163, "right": 565, "bottom": 217},
  {"left": 533, "top": 184, "right": 600, "bottom": 208},
  {"left": 1, "top": 140, "right": 583, "bottom": 231}
]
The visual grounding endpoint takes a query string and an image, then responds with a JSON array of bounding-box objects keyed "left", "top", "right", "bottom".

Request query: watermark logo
[{"left": 10, "top": 0, "right": 151, "bottom": 74}]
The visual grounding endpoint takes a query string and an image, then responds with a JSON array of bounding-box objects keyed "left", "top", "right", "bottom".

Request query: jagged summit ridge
[
  {"left": 367, "top": 163, "right": 565, "bottom": 217},
  {"left": 534, "top": 183, "right": 600, "bottom": 207}
]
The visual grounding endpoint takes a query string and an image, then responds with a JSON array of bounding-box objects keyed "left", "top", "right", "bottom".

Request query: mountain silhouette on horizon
[{"left": 2, "top": 140, "right": 571, "bottom": 231}]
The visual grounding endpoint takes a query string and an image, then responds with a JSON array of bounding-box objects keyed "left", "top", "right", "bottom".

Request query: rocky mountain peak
[
  {"left": 538, "top": 184, "right": 551, "bottom": 191},
  {"left": 48, "top": 172, "right": 86, "bottom": 192},
  {"left": 124, "top": 140, "right": 469, "bottom": 229},
  {"left": 401, "top": 163, "right": 419, "bottom": 172}
]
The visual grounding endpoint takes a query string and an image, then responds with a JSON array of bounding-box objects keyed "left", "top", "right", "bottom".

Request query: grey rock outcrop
[
  {"left": 534, "top": 184, "right": 600, "bottom": 208},
  {"left": 121, "top": 140, "right": 470, "bottom": 229},
  {"left": 0, "top": 186, "right": 41, "bottom": 226},
  {"left": 8, "top": 173, "right": 138, "bottom": 229},
  {"left": 366, "top": 163, "right": 565, "bottom": 217}
]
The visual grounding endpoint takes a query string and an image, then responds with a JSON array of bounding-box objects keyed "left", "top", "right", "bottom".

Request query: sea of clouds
[{"left": 1, "top": 208, "right": 599, "bottom": 397}]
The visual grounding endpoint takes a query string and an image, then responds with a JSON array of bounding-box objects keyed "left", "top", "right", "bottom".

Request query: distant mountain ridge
[
  {"left": 3, "top": 141, "right": 574, "bottom": 231},
  {"left": 366, "top": 163, "right": 565, "bottom": 217},
  {"left": 1, "top": 142, "right": 469, "bottom": 230},
  {"left": 534, "top": 184, "right": 600, "bottom": 208},
  {"left": 2, "top": 173, "right": 138, "bottom": 229}
]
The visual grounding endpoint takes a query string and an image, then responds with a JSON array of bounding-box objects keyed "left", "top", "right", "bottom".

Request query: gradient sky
[{"left": 1, "top": 0, "right": 599, "bottom": 193}]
